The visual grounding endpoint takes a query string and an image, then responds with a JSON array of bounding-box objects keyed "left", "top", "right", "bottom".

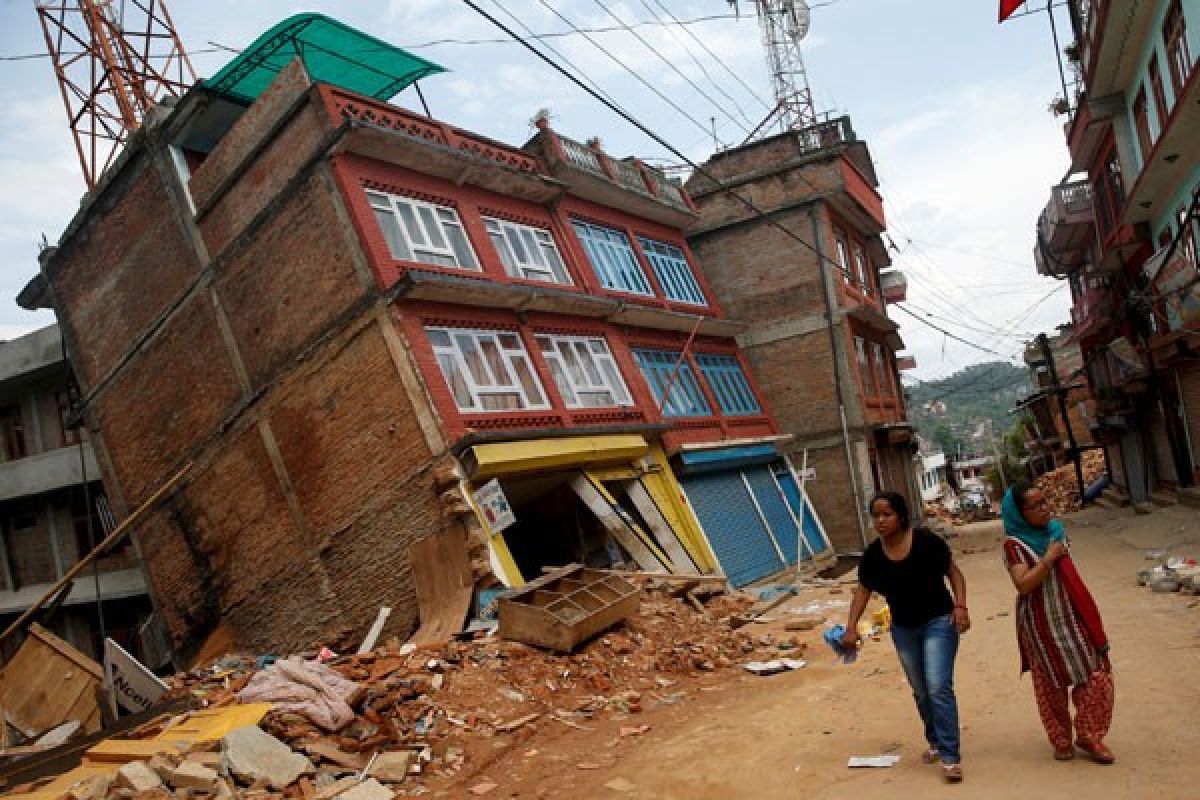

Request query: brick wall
[{"left": 48, "top": 151, "right": 205, "bottom": 390}]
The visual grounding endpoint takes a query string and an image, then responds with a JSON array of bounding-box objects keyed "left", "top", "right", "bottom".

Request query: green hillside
[{"left": 905, "top": 362, "right": 1031, "bottom": 454}]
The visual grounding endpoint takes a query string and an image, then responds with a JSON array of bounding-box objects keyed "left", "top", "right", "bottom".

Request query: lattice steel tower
[
  {"left": 37, "top": 0, "right": 196, "bottom": 189},
  {"left": 737, "top": 0, "right": 818, "bottom": 141}
]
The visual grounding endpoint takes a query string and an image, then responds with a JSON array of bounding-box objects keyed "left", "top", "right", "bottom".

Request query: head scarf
[{"left": 1001, "top": 486, "right": 1066, "bottom": 556}]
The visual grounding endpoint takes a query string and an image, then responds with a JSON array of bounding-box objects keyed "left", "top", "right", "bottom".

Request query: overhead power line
[
  {"left": 0, "top": 13, "right": 750, "bottom": 61},
  {"left": 589, "top": 0, "right": 751, "bottom": 136},
  {"left": 893, "top": 304, "right": 1007, "bottom": 356},
  {"left": 466, "top": 0, "right": 860, "bottom": 286},
  {"left": 528, "top": 0, "right": 731, "bottom": 147},
  {"left": 645, "top": 0, "right": 773, "bottom": 113},
  {"left": 463, "top": 0, "right": 1017, "bottom": 365}
]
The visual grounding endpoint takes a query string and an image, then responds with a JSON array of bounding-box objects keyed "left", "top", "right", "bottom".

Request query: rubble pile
[
  {"left": 1035, "top": 450, "right": 1107, "bottom": 515},
  {"left": 37, "top": 580, "right": 779, "bottom": 799},
  {"left": 922, "top": 500, "right": 970, "bottom": 527}
]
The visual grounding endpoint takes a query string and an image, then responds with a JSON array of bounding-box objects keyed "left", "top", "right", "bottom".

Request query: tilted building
[{"left": 20, "top": 15, "right": 832, "bottom": 659}]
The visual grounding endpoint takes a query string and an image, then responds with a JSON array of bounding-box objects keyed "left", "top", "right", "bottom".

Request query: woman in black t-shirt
[{"left": 842, "top": 491, "right": 970, "bottom": 783}]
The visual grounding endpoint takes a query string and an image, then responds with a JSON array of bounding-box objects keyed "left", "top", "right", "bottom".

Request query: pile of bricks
[
  {"left": 48, "top": 581, "right": 781, "bottom": 799},
  {"left": 1035, "top": 450, "right": 1107, "bottom": 515}
]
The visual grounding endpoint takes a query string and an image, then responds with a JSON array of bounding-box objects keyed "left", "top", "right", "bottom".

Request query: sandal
[
  {"left": 1053, "top": 745, "right": 1075, "bottom": 761},
  {"left": 922, "top": 748, "right": 940, "bottom": 764},
  {"left": 942, "top": 763, "right": 963, "bottom": 783},
  {"left": 1075, "top": 739, "right": 1115, "bottom": 764}
]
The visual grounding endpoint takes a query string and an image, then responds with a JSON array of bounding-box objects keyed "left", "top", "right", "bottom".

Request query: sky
[{"left": 0, "top": 0, "right": 1075, "bottom": 383}]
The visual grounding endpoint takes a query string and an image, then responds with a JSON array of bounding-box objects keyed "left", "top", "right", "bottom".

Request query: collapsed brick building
[
  {"left": 20, "top": 15, "right": 836, "bottom": 660},
  {"left": 685, "top": 119, "right": 918, "bottom": 552}
]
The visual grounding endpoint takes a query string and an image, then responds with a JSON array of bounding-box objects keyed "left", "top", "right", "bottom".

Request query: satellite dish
[{"left": 787, "top": 0, "right": 811, "bottom": 41}]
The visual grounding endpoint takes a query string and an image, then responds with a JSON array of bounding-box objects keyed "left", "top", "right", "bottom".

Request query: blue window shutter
[
  {"left": 637, "top": 237, "right": 707, "bottom": 305},
  {"left": 572, "top": 221, "right": 653, "bottom": 295},
  {"left": 633, "top": 349, "right": 711, "bottom": 417},
  {"left": 695, "top": 354, "right": 760, "bottom": 415}
]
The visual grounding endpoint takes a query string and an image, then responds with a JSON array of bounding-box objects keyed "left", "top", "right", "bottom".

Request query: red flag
[{"left": 999, "top": 0, "right": 1024, "bottom": 22}]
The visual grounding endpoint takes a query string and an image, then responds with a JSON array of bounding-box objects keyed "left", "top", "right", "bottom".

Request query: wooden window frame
[
  {"left": 482, "top": 216, "right": 572, "bottom": 285},
  {"left": 1163, "top": 0, "right": 1193, "bottom": 98},
  {"left": 1132, "top": 88, "right": 1153, "bottom": 164},
  {"left": 535, "top": 333, "right": 632, "bottom": 409},
  {"left": 366, "top": 190, "right": 481, "bottom": 271},
  {"left": 426, "top": 326, "right": 550, "bottom": 412}
]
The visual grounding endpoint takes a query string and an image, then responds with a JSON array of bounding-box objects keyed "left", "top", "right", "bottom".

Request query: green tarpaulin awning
[{"left": 207, "top": 12, "right": 445, "bottom": 102}]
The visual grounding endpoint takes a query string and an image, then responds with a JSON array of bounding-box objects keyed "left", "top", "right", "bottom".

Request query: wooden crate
[
  {"left": 498, "top": 564, "right": 639, "bottom": 653},
  {"left": 0, "top": 624, "right": 103, "bottom": 737}
]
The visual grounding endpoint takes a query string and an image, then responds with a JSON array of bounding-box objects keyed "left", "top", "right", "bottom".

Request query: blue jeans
[{"left": 890, "top": 613, "right": 961, "bottom": 764}]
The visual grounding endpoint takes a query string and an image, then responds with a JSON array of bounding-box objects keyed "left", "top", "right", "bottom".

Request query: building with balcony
[
  {"left": 1013, "top": 329, "right": 1097, "bottom": 479},
  {"left": 685, "top": 116, "right": 917, "bottom": 553},
  {"left": 19, "top": 15, "right": 834, "bottom": 658},
  {"left": 1029, "top": 0, "right": 1200, "bottom": 502},
  {"left": 0, "top": 325, "right": 153, "bottom": 664}
]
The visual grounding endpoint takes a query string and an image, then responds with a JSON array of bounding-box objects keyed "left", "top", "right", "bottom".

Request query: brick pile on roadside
[
  {"left": 47, "top": 580, "right": 786, "bottom": 799},
  {"left": 1035, "top": 449, "right": 1106, "bottom": 515}
]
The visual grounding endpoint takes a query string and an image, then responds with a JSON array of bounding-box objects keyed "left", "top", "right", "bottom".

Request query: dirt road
[{"left": 442, "top": 504, "right": 1200, "bottom": 799}]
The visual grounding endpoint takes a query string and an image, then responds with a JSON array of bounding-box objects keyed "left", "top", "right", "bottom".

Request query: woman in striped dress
[{"left": 1001, "top": 480, "right": 1114, "bottom": 764}]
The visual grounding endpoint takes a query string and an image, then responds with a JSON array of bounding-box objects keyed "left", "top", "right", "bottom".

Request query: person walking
[
  {"left": 1001, "top": 480, "right": 1114, "bottom": 764},
  {"left": 842, "top": 491, "right": 970, "bottom": 783}
]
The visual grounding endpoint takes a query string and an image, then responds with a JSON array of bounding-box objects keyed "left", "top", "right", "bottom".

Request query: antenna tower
[
  {"left": 36, "top": 0, "right": 196, "bottom": 189},
  {"left": 737, "top": 0, "right": 818, "bottom": 143}
]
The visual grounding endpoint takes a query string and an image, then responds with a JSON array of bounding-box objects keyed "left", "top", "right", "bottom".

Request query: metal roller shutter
[
  {"left": 773, "top": 464, "right": 831, "bottom": 559},
  {"left": 1180, "top": 364, "right": 1200, "bottom": 474},
  {"left": 744, "top": 467, "right": 799, "bottom": 565},
  {"left": 1148, "top": 400, "right": 1178, "bottom": 485},
  {"left": 682, "top": 471, "right": 785, "bottom": 587}
]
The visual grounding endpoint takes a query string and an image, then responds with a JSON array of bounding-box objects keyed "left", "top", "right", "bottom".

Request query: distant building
[
  {"left": 0, "top": 325, "right": 154, "bottom": 663},
  {"left": 1015, "top": 328, "right": 1098, "bottom": 478},
  {"left": 917, "top": 450, "right": 947, "bottom": 504}
]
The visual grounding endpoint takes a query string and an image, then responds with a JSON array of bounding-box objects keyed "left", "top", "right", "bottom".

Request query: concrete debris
[
  {"left": 115, "top": 760, "right": 163, "bottom": 793},
  {"left": 366, "top": 750, "right": 418, "bottom": 783},
  {"left": 168, "top": 761, "right": 220, "bottom": 791},
  {"left": 336, "top": 778, "right": 395, "bottom": 800},
  {"left": 13, "top": 579, "right": 796, "bottom": 799},
  {"left": 221, "top": 724, "right": 314, "bottom": 789}
]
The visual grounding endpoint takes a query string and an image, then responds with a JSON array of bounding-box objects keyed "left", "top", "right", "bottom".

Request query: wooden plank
[
  {"left": 407, "top": 527, "right": 473, "bottom": 646},
  {"left": 624, "top": 481, "right": 700, "bottom": 574},
  {"left": 568, "top": 474, "right": 663, "bottom": 571},
  {"left": 0, "top": 624, "right": 102, "bottom": 738}
]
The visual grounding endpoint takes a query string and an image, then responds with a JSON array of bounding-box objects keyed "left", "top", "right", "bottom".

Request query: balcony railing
[
  {"left": 1037, "top": 179, "right": 1094, "bottom": 268},
  {"left": 559, "top": 135, "right": 605, "bottom": 174},
  {"left": 879, "top": 270, "right": 907, "bottom": 303},
  {"left": 548, "top": 131, "right": 694, "bottom": 213},
  {"left": 794, "top": 115, "right": 856, "bottom": 155},
  {"left": 322, "top": 86, "right": 542, "bottom": 174}
]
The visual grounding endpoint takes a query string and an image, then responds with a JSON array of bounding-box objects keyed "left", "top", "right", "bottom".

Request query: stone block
[
  {"left": 335, "top": 778, "right": 394, "bottom": 800},
  {"left": 367, "top": 751, "right": 416, "bottom": 783},
  {"left": 117, "top": 762, "right": 164, "bottom": 793},
  {"left": 222, "top": 725, "right": 313, "bottom": 790}
]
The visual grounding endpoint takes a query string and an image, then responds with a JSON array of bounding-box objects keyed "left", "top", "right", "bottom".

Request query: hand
[
  {"left": 952, "top": 606, "right": 971, "bottom": 634},
  {"left": 840, "top": 628, "right": 861, "bottom": 650},
  {"left": 1044, "top": 540, "right": 1067, "bottom": 564}
]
